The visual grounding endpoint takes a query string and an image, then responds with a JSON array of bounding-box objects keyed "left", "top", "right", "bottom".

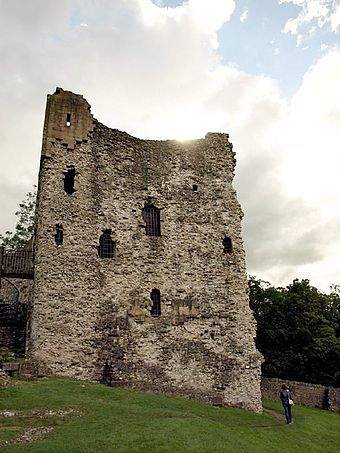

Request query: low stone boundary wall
[{"left": 261, "top": 377, "right": 340, "bottom": 411}]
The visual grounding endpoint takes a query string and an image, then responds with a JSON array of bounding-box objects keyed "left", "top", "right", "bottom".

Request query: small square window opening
[{"left": 223, "top": 236, "right": 232, "bottom": 253}]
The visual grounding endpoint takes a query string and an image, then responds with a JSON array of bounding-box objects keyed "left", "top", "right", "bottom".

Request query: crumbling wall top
[{"left": 41, "top": 87, "right": 94, "bottom": 157}]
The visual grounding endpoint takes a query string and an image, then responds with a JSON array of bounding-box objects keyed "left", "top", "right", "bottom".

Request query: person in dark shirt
[{"left": 280, "top": 383, "right": 293, "bottom": 424}]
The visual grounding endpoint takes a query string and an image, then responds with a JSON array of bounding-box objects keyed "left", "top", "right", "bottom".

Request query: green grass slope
[{"left": 0, "top": 378, "right": 339, "bottom": 452}]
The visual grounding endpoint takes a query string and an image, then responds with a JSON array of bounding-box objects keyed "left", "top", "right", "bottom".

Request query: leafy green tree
[
  {"left": 249, "top": 276, "right": 340, "bottom": 387},
  {"left": 0, "top": 188, "right": 36, "bottom": 250}
]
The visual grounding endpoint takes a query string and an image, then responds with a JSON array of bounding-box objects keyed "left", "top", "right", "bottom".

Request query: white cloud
[
  {"left": 330, "top": 2, "right": 340, "bottom": 31},
  {"left": 187, "top": 0, "right": 236, "bottom": 33},
  {"left": 240, "top": 9, "right": 248, "bottom": 23},
  {"left": 282, "top": 17, "right": 299, "bottom": 34},
  {"left": 136, "top": 0, "right": 235, "bottom": 36},
  {"left": 0, "top": 0, "right": 339, "bottom": 291},
  {"left": 267, "top": 50, "right": 340, "bottom": 289},
  {"left": 280, "top": 0, "right": 340, "bottom": 37}
]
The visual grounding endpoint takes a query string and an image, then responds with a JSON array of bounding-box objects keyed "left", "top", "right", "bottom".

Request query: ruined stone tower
[{"left": 29, "top": 88, "right": 262, "bottom": 411}]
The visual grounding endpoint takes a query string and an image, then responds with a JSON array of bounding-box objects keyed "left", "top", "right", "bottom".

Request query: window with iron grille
[
  {"left": 98, "top": 229, "right": 115, "bottom": 258},
  {"left": 55, "top": 224, "right": 63, "bottom": 246},
  {"left": 143, "top": 205, "right": 161, "bottom": 237},
  {"left": 223, "top": 236, "right": 232, "bottom": 253},
  {"left": 150, "top": 288, "right": 161, "bottom": 317}
]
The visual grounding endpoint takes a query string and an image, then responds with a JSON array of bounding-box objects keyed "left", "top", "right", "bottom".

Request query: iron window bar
[
  {"left": 98, "top": 230, "right": 115, "bottom": 258},
  {"left": 150, "top": 288, "right": 161, "bottom": 317},
  {"left": 143, "top": 205, "right": 161, "bottom": 237}
]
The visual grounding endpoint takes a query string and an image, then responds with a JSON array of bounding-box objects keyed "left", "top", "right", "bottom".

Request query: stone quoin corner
[{"left": 25, "top": 87, "right": 262, "bottom": 412}]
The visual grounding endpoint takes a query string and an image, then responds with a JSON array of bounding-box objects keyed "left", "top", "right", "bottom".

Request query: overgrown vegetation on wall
[{"left": 249, "top": 277, "right": 340, "bottom": 387}]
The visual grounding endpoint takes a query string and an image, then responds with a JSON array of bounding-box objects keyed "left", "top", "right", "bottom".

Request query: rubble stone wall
[
  {"left": 261, "top": 377, "right": 340, "bottom": 412},
  {"left": 29, "top": 88, "right": 262, "bottom": 411}
]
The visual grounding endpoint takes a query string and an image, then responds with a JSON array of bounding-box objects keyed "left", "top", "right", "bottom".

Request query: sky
[{"left": 0, "top": 0, "right": 339, "bottom": 291}]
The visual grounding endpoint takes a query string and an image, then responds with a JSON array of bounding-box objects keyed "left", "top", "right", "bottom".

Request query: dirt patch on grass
[{"left": 263, "top": 407, "right": 284, "bottom": 421}]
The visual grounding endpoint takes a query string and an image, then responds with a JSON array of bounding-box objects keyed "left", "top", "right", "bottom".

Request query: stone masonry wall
[
  {"left": 261, "top": 377, "right": 340, "bottom": 412},
  {"left": 28, "top": 88, "right": 262, "bottom": 411}
]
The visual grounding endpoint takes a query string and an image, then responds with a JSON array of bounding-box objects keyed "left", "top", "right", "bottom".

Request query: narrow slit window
[
  {"left": 55, "top": 224, "right": 63, "bottom": 246},
  {"left": 150, "top": 288, "right": 161, "bottom": 317},
  {"left": 64, "top": 167, "right": 76, "bottom": 195},
  {"left": 223, "top": 236, "right": 232, "bottom": 253},
  {"left": 98, "top": 229, "right": 115, "bottom": 258},
  {"left": 66, "top": 113, "right": 71, "bottom": 127},
  {"left": 142, "top": 205, "right": 161, "bottom": 237}
]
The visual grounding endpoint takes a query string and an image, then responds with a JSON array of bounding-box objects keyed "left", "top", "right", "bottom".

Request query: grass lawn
[{"left": 0, "top": 378, "right": 339, "bottom": 452}]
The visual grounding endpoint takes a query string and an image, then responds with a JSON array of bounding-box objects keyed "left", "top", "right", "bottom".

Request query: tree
[
  {"left": 249, "top": 276, "right": 340, "bottom": 387},
  {"left": 0, "top": 188, "right": 36, "bottom": 250}
]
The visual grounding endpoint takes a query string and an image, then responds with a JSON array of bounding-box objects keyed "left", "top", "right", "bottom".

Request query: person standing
[{"left": 280, "top": 383, "right": 293, "bottom": 424}]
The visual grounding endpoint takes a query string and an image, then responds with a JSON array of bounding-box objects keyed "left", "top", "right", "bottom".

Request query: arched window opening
[
  {"left": 150, "top": 288, "right": 161, "bottom": 317},
  {"left": 64, "top": 167, "right": 76, "bottom": 195},
  {"left": 223, "top": 236, "right": 232, "bottom": 253},
  {"left": 98, "top": 229, "right": 115, "bottom": 258},
  {"left": 142, "top": 205, "right": 161, "bottom": 237},
  {"left": 55, "top": 224, "right": 63, "bottom": 246}
]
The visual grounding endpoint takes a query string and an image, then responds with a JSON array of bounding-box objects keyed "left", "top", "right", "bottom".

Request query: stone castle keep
[{"left": 7, "top": 88, "right": 263, "bottom": 411}]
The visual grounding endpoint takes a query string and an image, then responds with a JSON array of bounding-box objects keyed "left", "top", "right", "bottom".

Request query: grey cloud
[{"left": 0, "top": 0, "right": 72, "bottom": 34}]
